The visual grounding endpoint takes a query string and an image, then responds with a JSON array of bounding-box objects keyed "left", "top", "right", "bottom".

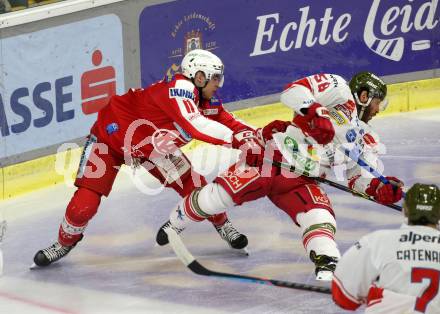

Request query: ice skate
[
  {"left": 310, "top": 250, "right": 338, "bottom": 281},
  {"left": 32, "top": 235, "right": 83, "bottom": 268},
  {"left": 214, "top": 219, "right": 249, "bottom": 254},
  {"left": 156, "top": 220, "right": 185, "bottom": 246}
]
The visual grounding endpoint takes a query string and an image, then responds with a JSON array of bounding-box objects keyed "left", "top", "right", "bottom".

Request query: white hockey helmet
[{"left": 181, "top": 49, "right": 224, "bottom": 87}]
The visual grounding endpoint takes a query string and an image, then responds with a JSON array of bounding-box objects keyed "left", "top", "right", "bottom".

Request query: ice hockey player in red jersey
[
  {"left": 332, "top": 183, "right": 440, "bottom": 313},
  {"left": 156, "top": 72, "right": 403, "bottom": 281},
  {"left": 33, "top": 49, "right": 262, "bottom": 267}
]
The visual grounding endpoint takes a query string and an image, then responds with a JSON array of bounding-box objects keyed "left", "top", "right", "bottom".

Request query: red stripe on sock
[
  {"left": 182, "top": 195, "right": 204, "bottom": 222},
  {"left": 303, "top": 229, "right": 334, "bottom": 248}
]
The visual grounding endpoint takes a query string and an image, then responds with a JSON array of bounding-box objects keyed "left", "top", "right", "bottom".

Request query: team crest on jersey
[{"left": 169, "top": 88, "right": 195, "bottom": 100}]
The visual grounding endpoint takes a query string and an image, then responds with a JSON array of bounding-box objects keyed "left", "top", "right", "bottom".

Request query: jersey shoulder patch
[{"left": 169, "top": 79, "right": 196, "bottom": 101}]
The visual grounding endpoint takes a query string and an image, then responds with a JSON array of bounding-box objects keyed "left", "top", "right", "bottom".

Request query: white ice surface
[{"left": 1, "top": 109, "right": 440, "bottom": 314}]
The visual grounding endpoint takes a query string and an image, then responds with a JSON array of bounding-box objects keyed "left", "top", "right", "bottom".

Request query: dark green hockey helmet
[
  {"left": 404, "top": 184, "right": 440, "bottom": 225},
  {"left": 349, "top": 72, "right": 387, "bottom": 101},
  {"left": 349, "top": 72, "right": 388, "bottom": 122}
]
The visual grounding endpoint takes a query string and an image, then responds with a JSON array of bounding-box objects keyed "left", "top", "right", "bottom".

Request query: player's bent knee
[
  {"left": 66, "top": 188, "right": 102, "bottom": 225},
  {"left": 197, "top": 183, "right": 235, "bottom": 215}
]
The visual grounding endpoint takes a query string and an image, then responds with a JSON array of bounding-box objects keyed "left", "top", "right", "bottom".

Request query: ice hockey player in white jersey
[
  {"left": 156, "top": 71, "right": 404, "bottom": 281},
  {"left": 332, "top": 183, "right": 440, "bottom": 313}
]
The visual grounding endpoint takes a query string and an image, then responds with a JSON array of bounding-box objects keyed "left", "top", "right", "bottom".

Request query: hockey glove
[
  {"left": 298, "top": 103, "right": 335, "bottom": 145},
  {"left": 259, "top": 120, "right": 292, "bottom": 142},
  {"left": 366, "top": 177, "right": 404, "bottom": 204},
  {"left": 232, "top": 129, "right": 264, "bottom": 168}
]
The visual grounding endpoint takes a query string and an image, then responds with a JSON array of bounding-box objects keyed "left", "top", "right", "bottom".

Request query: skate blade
[
  {"left": 315, "top": 270, "right": 333, "bottom": 281},
  {"left": 233, "top": 247, "right": 249, "bottom": 256},
  {"left": 29, "top": 263, "right": 38, "bottom": 270}
]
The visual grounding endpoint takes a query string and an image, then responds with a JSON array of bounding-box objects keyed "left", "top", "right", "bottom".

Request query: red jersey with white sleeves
[
  {"left": 92, "top": 74, "right": 247, "bottom": 159},
  {"left": 332, "top": 224, "right": 440, "bottom": 313}
]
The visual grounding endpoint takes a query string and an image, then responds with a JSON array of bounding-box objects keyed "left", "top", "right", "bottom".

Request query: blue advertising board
[
  {"left": 0, "top": 15, "right": 125, "bottom": 159},
  {"left": 139, "top": 0, "right": 439, "bottom": 103}
]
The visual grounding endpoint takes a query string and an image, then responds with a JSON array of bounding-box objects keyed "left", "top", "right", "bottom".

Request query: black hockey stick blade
[
  {"left": 188, "top": 259, "right": 331, "bottom": 294},
  {"left": 165, "top": 227, "right": 331, "bottom": 294}
]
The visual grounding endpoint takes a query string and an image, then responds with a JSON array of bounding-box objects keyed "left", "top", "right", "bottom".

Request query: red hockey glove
[
  {"left": 365, "top": 177, "right": 404, "bottom": 204},
  {"left": 260, "top": 120, "right": 291, "bottom": 142},
  {"left": 232, "top": 129, "right": 264, "bottom": 168},
  {"left": 302, "top": 103, "right": 335, "bottom": 145}
]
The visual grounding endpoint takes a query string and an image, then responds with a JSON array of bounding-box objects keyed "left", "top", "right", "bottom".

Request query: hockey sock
[
  {"left": 207, "top": 213, "right": 227, "bottom": 226},
  {"left": 58, "top": 187, "right": 101, "bottom": 246},
  {"left": 297, "top": 208, "right": 341, "bottom": 258},
  {"left": 302, "top": 223, "right": 339, "bottom": 257}
]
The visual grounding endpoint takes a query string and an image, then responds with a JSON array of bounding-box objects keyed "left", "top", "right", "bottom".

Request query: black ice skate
[
  {"left": 32, "top": 235, "right": 83, "bottom": 267},
  {"left": 310, "top": 250, "right": 338, "bottom": 281},
  {"left": 215, "top": 219, "right": 248, "bottom": 250},
  {"left": 156, "top": 220, "right": 184, "bottom": 246}
]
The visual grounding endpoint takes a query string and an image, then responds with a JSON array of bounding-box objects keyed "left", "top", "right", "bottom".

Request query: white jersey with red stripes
[
  {"left": 332, "top": 224, "right": 440, "bottom": 313},
  {"left": 279, "top": 73, "right": 382, "bottom": 194}
]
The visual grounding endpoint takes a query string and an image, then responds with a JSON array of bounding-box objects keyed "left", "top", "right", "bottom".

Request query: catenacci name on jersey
[
  {"left": 169, "top": 88, "right": 195, "bottom": 100},
  {"left": 397, "top": 231, "right": 440, "bottom": 262},
  {"left": 397, "top": 249, "right": 440, "bottom": 262}
]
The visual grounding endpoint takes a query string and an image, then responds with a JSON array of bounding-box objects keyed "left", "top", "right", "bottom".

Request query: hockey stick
[
  {"left": 165, "top": 227, "right": 331, "bottom": 294},
  {"left": 341, "top": 148, "right": 406, "bottom": 198},
  {"left": 270, "top": 159, "right": 402, "bottom": 212},
  {"left": 341, "top": 148, "right": 390, "bottom": 185}
]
